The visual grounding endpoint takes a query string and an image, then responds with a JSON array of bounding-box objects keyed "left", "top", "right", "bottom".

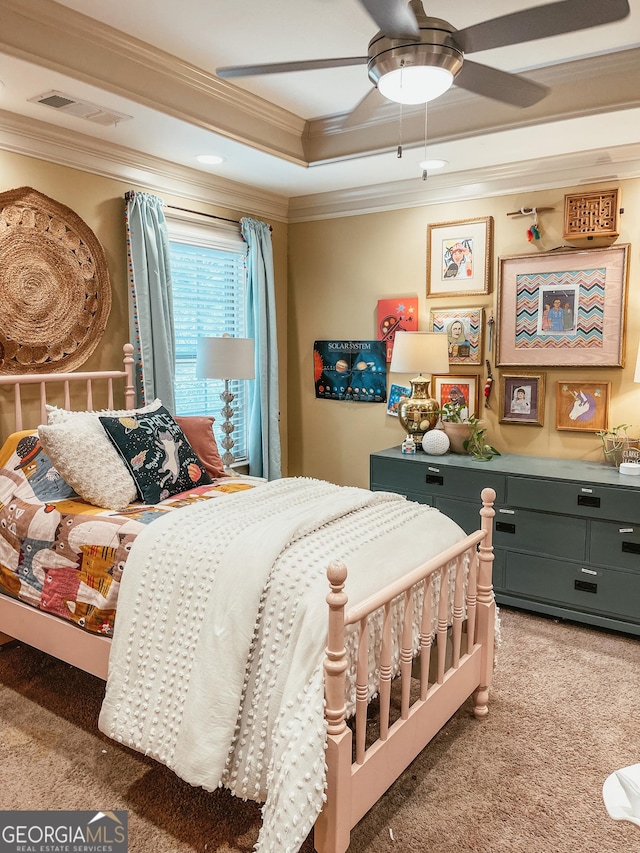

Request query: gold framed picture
[
  {"left": 555, "top": 380, "right": 610, "bottom": 432},
  {"left": 426, "top": 216, "right": 493, "bottom": 297},
  {"left": 496, "top": 244, "right": 629, "bottom": 368},
  {"left": 499, "top": 373, "right": 545, "bottom": 426}
]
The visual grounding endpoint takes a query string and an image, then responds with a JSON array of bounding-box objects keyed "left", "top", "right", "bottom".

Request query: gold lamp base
[{"left": 397, "top": 376, "right": 440, "bottom": 444}]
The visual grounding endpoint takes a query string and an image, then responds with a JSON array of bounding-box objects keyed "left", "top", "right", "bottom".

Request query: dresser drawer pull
[
  {"left": 622, "top": 541, "right": 640, "bottom": 555},
  {"left": 425, "top": 474, "right": 444, "bottom": 486},
  {"left": 496, "top": 521, "right": 516, "bottom": 534},
  {"left": 575, "top": 579, "right": 597, "bottom": 594},
  {"left": 577, "top": 494, "right": 600, "bottom": 508}
]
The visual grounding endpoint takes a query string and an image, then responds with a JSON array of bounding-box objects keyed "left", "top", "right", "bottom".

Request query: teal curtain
[
  {"left": 125, "top": 191, "right": 175, "bottom": 411},
  {"left": 240, "top": 217, "right": 281, "bottom": 480}
]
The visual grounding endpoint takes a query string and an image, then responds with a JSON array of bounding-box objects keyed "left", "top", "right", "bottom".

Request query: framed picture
[
  {"left": 556, "top": 380, "right": 610, "bottom": 432},
  {"left": 496, "top": 244, "right": 630, "bottom": 367},
  {"left": 432, "top": 374, "right": 479, "bottom": 419},
  {"left": 499, "top": 373, "right": 546, "bottom": 426},
  {"left": 426, "top": 216, "right": 493, "bottom": 297},
  {"left": 387, "top": 383, "right": 409, "bottom": 416},
  {"left": 430, "top": 307, "right": 483, "bottom": 365},
  {"left": 377, "top": 297, "right": 419, "bottom": 362}
]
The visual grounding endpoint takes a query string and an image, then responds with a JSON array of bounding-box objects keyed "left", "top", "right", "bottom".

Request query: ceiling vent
[{"left": 29, "top": 90, "right": 133, "bottom": 126}]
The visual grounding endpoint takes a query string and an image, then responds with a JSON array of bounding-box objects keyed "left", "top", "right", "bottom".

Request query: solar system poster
[{"left": 313, "top": 340, "right": 387, "bottom": 402}]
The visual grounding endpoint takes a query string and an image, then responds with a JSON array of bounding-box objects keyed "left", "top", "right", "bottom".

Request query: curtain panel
[
  {"left": 240, "top": 217, "right": 282, "bottom": 480},
  {"left": 125, "top": 191, "right": 176, "bottom": 412}
]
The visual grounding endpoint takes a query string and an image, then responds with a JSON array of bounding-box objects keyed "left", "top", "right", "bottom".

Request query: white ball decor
[{"left": 422, "top": 429, "right": 450, "bottom": 455}]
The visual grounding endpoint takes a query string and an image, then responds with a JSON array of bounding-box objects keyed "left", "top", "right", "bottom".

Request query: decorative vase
[{"left": 442, "top": 422, "right": 474, "bottom": 454}]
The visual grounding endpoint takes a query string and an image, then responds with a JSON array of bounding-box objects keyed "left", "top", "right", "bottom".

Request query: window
[{"left": 166, "top": 216, "right": 248, "bottom": 459}]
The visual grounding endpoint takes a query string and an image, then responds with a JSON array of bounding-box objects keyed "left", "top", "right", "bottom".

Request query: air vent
[{"left": 29, "top": 90, "right": 132, "bottom": 126}]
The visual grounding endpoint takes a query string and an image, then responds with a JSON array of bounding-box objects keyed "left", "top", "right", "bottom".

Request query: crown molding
[
  {"left": 303, "top": 48, "right": 640, "bottom": 165},
  {"left": 3, "top": 0, "right": 639, "bottom": 172},
  {"left": 288, "top": 142, "right": 640, "bottom": 222},
  {"left": 0, "top": 109, "right": 290, "bottom": 223},
  {"left": 0, "top": 0, "right": 307, "bottom": 164},
  {"left": 2, "top": 107, "right": 639, "bottom": 226}
]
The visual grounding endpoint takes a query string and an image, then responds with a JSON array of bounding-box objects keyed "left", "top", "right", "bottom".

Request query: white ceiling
[{"left": 0, "top": 0, "right": 639, "bottom": 209}]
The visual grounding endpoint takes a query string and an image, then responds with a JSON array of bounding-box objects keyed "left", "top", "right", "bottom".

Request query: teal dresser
[{"left": 370, "top": 447, "right": 640, "bottom": 636}]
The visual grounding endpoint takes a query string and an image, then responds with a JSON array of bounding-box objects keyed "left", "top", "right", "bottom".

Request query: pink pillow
[{"left": 174, "top": 415, "right": 228, "bottom": 479}]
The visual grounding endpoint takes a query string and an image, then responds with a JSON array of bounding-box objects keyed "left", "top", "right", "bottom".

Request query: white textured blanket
[{"left": 99, "top": 477, "right": 465, "bottom": 853}]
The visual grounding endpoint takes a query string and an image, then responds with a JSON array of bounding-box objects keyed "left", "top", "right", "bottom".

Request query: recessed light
[
  {"left": 418, "top": 158, "right": 448, "bottom": 170},
  {"left": 195, "top": 154, "right": 225, "bottom": 165}
]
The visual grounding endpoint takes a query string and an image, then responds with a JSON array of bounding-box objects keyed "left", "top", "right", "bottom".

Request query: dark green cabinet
[{"left": 370, "top": 447, "right": 640, "bottom": 636}]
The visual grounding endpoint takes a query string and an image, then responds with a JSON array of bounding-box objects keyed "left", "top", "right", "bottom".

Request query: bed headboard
[{"left": 0, "top": 343, "right": 135, "bottom": 435}]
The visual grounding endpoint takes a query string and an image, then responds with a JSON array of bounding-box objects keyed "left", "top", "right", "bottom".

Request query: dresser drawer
[
  {"left": 504, "top": 552, "right": 640, "bottom": 623},
  {"left": 494, "top": 506, "right": 586, "bottom": 559},
  {"left": 506, "top": 476, "right": 640, "bottom": 523},
  {"left": 371, "top": 455, "right": 505, "bottom": 502},
  {"left": 435, "top": 496, "right": 491, "bottom": 536},
  {"left": 590, "top": 520, "right": 640, "bottom": 572}
]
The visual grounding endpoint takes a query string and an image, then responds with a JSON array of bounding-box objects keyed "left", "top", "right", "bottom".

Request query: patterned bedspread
[{"left": 0, "top": 430, "right": 255, "bottom": 636}]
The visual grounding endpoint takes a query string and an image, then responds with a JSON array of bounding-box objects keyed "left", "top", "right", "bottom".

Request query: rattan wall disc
[{"left": 0, "top": 186, "right": 111, "bottom": 374}]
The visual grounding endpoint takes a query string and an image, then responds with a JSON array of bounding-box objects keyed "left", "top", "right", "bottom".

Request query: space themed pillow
[{"left": 99, "top": 406, "right": 212, "bottom": 504}]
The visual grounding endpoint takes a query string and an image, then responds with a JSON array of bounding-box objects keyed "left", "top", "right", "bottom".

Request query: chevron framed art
[{"left": 496, "top": 245, "right": 630, "bottom": 368}]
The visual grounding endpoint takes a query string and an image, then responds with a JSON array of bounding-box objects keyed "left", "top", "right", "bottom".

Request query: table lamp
[
  {"left": 196, "top": 335, "right": 255, "bottom": 468},
  {"left": 390, "top": 331, "right": 449, "bottom": 442}
]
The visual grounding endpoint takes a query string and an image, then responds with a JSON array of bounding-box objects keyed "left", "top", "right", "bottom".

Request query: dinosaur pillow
[{"left": 99, "top": 406, "right": 212, "bottom": 504}]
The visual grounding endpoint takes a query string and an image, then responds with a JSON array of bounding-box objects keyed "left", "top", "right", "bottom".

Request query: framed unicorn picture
[
  {"left": 556, "top": 380, "right": 610, "bottom": 432},
  {"left": 496, "top": 245, "right": 629, "bottom": 368}
]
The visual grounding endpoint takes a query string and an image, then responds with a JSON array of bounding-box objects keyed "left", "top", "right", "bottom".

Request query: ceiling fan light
[{"left": 378, "top": 65, "right": 453, "bottom": 105}]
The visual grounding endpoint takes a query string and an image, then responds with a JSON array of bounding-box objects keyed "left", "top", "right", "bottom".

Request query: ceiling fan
[{"left": 217, "top": 0, "right": 630, "bottom": 116}]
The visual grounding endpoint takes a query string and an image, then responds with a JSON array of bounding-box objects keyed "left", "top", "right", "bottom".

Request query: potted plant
[
  {"left": 439, "top": 403, "right": 500, "bottom": 460},
  {"left": 596, "top": 424, "right": 640, "bottom": 467}
]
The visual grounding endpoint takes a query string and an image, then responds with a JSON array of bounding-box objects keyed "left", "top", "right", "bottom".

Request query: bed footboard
[{"left": 316, "top": 488, "right": 496, "bottom": 853}]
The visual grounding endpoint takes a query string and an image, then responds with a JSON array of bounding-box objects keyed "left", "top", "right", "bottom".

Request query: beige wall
[
  {"left": 288, "top": 179, "right": 640, "bottom": 489},
  {"left": 0, "top": 150, "right": 289, "bottom": 475}
]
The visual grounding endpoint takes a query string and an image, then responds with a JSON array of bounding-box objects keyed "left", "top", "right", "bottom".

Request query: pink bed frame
[{"left": 0, "top": 344, "right": 496, "bottom": 853}]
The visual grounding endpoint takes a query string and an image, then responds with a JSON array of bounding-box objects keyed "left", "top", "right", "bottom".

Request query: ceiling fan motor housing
[{"left": 367, "top": 17, "right": 464, "bottom": 89}]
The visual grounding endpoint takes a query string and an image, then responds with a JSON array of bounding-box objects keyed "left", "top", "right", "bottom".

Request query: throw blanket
[{"left": 99, "top": 478, "right": 465, "bottom": 852}]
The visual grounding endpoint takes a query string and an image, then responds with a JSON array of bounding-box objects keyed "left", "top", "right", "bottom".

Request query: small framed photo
[
  {"left": 387, "top": 383, "right": 409, "bottom": 417},
  {"left": 500, "top": 373, "right": 546, "bottom": 426},
  {"left": 432, "top": 374, "right": 479, "bottom": 419},
  {"left": 426, "top": 216, "right": 493, "bottom": 297},
  {"left": 429, "top": 307, "right": 483, "bottom": 366},
  {"left": 556, "top": 380, "right": 611, "bottom": 432}
]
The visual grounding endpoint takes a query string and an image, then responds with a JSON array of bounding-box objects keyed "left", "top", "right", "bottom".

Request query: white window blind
[{"left": 166, "top": 216, "right": 248, "bottom": 460}]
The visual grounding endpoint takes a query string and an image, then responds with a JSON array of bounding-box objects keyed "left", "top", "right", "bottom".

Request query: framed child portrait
[
  {"left": 426, "top": 216, "right": 493, "bottom": 297},
  {"left": 433, "top": 374, "right": 479, "bottom": 419},
  {"left": 499, "top": 373, "right": 546, "bottom": 426},
  {"left": 429, "top": 307, "right": 483, "bottom": 366}
]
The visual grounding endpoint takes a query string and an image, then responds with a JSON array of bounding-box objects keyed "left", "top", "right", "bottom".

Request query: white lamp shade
[
  {"left": 196, "top": 336, "right": 255, "bottom": 380},
  {"left": 390, "top": 331, "right": 449, "bottom": 376},
  {"left": 378, "top": 66, "right": 453, "bottom": 105},
  {"left": 635, "top": 344, "right": 640, "bottom": 383}
]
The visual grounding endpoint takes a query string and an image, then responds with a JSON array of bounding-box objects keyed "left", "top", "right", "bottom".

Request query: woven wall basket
[{"left": 0, "top": 186, "right": 112, "bottom": 374}]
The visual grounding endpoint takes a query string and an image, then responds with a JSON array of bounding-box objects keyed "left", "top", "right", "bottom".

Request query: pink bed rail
[
  {"left": 0, "top": 343, "right": 135, "bottom": 432},
  {"left": 316, "top": 487, "right": 496, "bottom": 853}
]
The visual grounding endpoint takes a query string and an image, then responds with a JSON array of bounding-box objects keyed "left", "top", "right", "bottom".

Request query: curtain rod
[{"left": 165, "top": 204, "right": 239, "bottom": 225}]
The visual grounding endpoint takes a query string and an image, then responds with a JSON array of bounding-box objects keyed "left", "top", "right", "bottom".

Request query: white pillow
[
  {"left": 38, "top": 400, "right": 162, "bottom": 510},
  {"left": 46, "top": 398, "right": 162, "bottom": 424}
]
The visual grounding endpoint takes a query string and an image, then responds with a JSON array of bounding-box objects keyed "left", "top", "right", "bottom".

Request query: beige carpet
[{"left": 1, "top": 607, "right": 638, "bottom": 853}]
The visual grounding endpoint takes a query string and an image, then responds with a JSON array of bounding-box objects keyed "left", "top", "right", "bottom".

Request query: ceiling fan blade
[
  {"left": 455, "top": 0, "right": 630, "bottom": 55},
  {"left": 454, "top": 60, "right": 549, "bottom": 108},
  {"left": 358, "top": 0, "right": 419, "bottom": 38},
  {"left": 341, "top": 87, "right": 389, "bottom": 129},
  {"left": 217, "top": 55, "right": 368, "bottom": 78}
]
